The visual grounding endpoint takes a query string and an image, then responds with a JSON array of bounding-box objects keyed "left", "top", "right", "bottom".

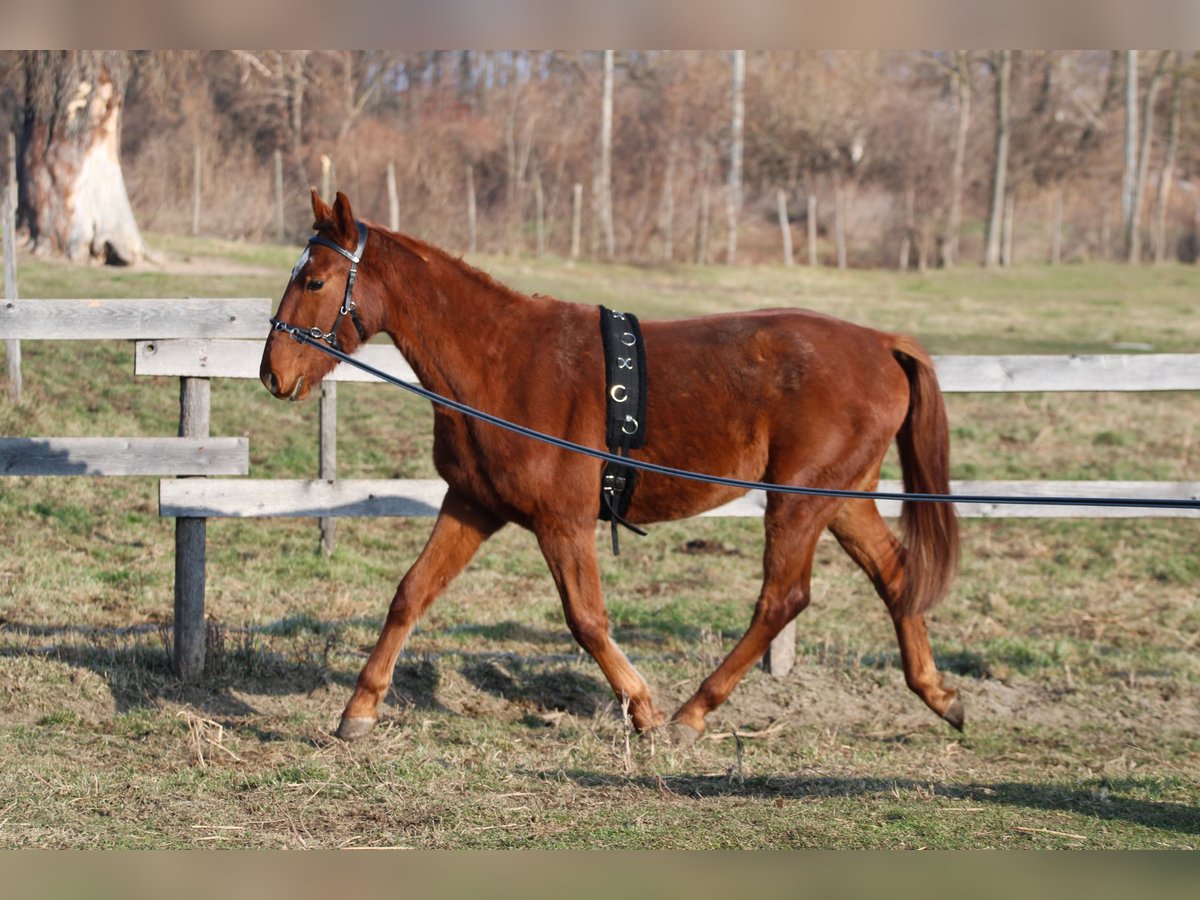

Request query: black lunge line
[{"left": 269, "top": 317, "right": 1200, "bottom": 513}]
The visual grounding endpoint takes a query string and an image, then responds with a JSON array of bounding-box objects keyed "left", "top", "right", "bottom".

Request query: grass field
[{"left": 0, "top": 236, "right": 1197, "bottom": 848}]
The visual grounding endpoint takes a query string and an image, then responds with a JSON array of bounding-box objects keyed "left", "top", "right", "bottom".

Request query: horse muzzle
[{"left": 260, "top": 368, "right": 306, "bottom": 402}]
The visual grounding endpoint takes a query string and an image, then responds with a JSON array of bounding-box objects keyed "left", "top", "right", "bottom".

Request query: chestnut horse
[{"left": 260, "top": 191, "right": 962, "bottom": 745}]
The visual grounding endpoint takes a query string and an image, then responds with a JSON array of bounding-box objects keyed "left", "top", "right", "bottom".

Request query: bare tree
[
  {"left": 1153, "top": 52, "right": 1188, "bottom": 263},
  {"left": 726, "top": 50, "right": 745, "bottom": 264},
  {"left": 1122, "top": 50, "right": 1138, "bottom": 239},
  {"left": 1127, "top": 51, "right": 1170, "bottom": 263},
  {"left": 945, "top": 51, "right": 972, "bottom": 268},
  {"left": 596, "top": 49, "right": 615, "bottom": 258},
  {"left": 17, "top": 51, "right": 145, "bottom": 264},
  {"left": 984, "top": 50, "right": 1012, "bottom": 268}
]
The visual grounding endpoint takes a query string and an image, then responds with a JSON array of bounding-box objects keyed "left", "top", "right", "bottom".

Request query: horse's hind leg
[
  {"left": 537, "top": 526, "right": 666, "bottom": 731},
  {"left": 828, "top": 498, "right": 962, "bottom": 730},
  {"left": 670, "top": 496, "right": 835, "bottom": 743},
  {"left": 337, "top": 490, "right": 502, "bottom": 741}
]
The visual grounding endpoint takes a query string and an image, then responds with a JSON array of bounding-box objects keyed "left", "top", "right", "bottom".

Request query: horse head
[{"left": 260, "top": 190, "right": 378, "bottom": 401}]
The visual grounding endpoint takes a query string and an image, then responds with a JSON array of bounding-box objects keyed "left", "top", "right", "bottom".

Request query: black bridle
[{"left": 271, "top": 221, "right": 369, "bottom": 349}]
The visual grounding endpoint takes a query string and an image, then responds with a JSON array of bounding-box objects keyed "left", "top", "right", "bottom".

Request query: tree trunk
[
  {"left": 1153, "top": 52, "right": 1186, "bottom": 264},
  {"left": 945, "top": 50, "right": 971, "bottom": 268},
  {"left": 191, "top": 142, "right": 202, "bottom": 236},
  {"left": 834, "top": 177, "right": 847, "bottom": 270},
  {"left": 1122, "top": 50, "right": 1138, "bottom": 236},
  {"left": 899, "top": 185, "right": 915, "bottom": 270},
  {"left": 1051, "top": 188, "right": 1063, "bottom": 265},
  {"left": 695, "top": 145, "right": 712, "bottom": 265},
  {"left": 19, "top": 52, "right": 145, "bottom": 265},
  {"left": 533, "top": 170, "right": 545, "bottom": 258},
  {"left": 597, "top": 50, "right": 616, "bottom": 259},
  {"left": 984, "top": 50, "right": 1011, "bottom": 268},
  {"left": 660, "top": 144, "right": 675, "bottom": 262},
  {"left": 1127, "top": 51, "right": 1169, "bottom": 263},
  {"left": 725, "top": 50, "right": 745, "bottom": 265},
  {"left": 1001, "top": 193, "right": 1015, "bottom": 266}
]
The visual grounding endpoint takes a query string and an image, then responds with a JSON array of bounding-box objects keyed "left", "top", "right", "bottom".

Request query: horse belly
[{"left": 626, "top": 475, "right": 750, "bottom": 523}]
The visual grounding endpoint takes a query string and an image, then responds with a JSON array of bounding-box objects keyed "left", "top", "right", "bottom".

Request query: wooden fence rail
[
  {"left": 1, "top": 297, "right": 271, "bottom": 681},
  {"left": 5, "top": 297, "right": 1200, "bottom": 681}
]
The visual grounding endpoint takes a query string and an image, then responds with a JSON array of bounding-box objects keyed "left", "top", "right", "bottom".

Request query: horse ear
[
  {"left": 311, "top": 188, "right": 333, "bottom": 227},
  {"left": 332, "top": 191, "right": 356, "bottom": 239}
]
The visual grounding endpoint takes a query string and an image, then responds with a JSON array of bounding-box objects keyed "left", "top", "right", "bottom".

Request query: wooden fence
[
  {"left": 1, "top": 297, "right": 267, "bottom": 679},
  {"left": 5, "top": 297, "right": 1200, "bottom": 680}
]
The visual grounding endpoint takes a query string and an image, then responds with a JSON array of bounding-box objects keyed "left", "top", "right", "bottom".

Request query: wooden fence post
[
  {"left": 776, "top": 189, "right": 793, "bottom": 267},
  {"left": 570, "top": 182, "right": 582, "bottom": 262},
  {"left": 3, "top": 130, "right": 19, "bottom": 402},
  {"left": 465, "top": 164, "right": 478, "bottom": 255},
  {"left": 764, "top": 621, "right": 796, "bottom": 678},
  {"left": 807, "top": 194, "right": 818, "bottom": 267},
  {"left": 533, "top": 171, "right": 545, "bottom": 258},
  {"left": 386, "top": 162, "right": 399, "bottom": 232},
  {"left": 1051, "top": 189, "right": 1063, "bottom": 266},
  {"left": 1002, "top": 194, "right": 1015, "bottom": 267},
  {"left": 835, "top": 181, "right": 847, "bottom": 270},
  {"left": 319, "top": 380, "right": 336, "bottom": 554},
  {"left": 174, "top": 376, "right": 210, "bottom": 681},
  {"left": 320, "top": 154, "right": 333, "bottom": 202},
  {"left": 274, "top": 149, "right": 285, "bottom": 243},
  {"left": 191, "top": 142, "right": 201, "bottom": 236}
]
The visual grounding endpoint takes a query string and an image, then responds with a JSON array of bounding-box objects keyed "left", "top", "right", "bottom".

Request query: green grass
[{"left": 1, "top": 236, "right": 1198, "bottom": 847}]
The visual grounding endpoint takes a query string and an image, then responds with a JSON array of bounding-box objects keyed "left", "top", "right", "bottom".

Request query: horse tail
[{"left": 890, "top": 335, "right": 960, "bottom": 619}]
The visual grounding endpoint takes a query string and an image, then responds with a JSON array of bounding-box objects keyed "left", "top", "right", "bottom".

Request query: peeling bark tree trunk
[{"left": 19, "top": 52, "right": 144, "bottom": 265}]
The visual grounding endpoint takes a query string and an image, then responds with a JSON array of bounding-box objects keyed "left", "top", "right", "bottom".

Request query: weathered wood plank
[
  {"left": 136, "top": 338, "right": 418, "bottom": 383},
  {"left": 932, "top": 353, "right": 1200, "bottom": 392},
  {"left": 0, "top": 298, "right": 272, "bottom": 340},
  {"left": 140, "top": 341, "right": 1200, "bottom": 393},
  {"left": 160, "top": 478, "right": 448, "bottom": 518},
  {"left": 705, "top": 482, "right": 1200, "bottom": 518},
  {"left": 174, "top": 377, "right": 211, "bottom": 683},
  {"left": 0, "top": 437, "right": 248, "bottom": 477},
  {"left": 160, "top": 478, "right": 1200, "bottom": 519}
]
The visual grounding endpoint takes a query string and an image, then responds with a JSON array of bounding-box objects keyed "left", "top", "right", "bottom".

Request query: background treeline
[{"left": 7, "top": 50, "right": 1199, "bottom": 267}]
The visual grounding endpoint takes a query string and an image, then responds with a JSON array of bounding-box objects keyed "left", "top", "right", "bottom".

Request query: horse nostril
[{"left": 263, "top": 370, "right": 279, "bottom": 395}]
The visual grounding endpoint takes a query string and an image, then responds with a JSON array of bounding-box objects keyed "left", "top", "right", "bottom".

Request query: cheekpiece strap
[{"left": 307, "top": 222, "right": 370, "bottom": 347}]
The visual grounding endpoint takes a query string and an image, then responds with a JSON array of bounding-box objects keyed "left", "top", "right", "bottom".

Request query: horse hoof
[
  {"left": 942, "top": 697, "right": 965, "bottom": 732},
  {"left": 336, "top": 716, "right": 377, "bottom": 742},
  {"left": 661, "top": 721, "right": 702, "bottom": 749}
]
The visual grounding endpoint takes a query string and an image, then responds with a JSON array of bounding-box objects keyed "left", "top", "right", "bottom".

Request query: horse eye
[{"left": 306, "top": 279, "right": 325, "bottom": 291}]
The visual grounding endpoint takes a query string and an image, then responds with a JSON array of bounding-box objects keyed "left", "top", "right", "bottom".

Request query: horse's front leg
[
  {"left": 537, "top": 526, "right": 666, "bottom": 732},
  {"left": 337, "top": 490, "right": 502, "bottom": 741}
]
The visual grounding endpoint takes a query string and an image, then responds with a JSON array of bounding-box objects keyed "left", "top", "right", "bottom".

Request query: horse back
[{"left": 626, "top": 308, "right": 913, "bottom": 523}]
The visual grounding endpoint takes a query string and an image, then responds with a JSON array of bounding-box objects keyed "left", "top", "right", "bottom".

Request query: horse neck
[{"left": 372, "top": 234, "right": 536, "bottom": 400}]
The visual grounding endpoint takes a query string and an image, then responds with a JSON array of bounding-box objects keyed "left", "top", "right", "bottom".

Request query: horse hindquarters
[{"left": 827, "top": 337, "right": 963, "bottom": 729}]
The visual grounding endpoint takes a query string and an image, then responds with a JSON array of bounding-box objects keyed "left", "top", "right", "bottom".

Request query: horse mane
[{"left": 368, "top": 222, "right": 529, "bottom": 305}]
